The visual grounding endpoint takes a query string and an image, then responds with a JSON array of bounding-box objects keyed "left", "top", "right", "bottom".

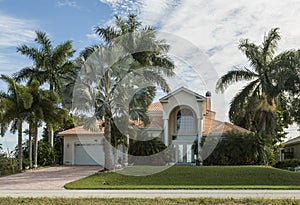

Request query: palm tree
[
  {"left": 14, "top": 31, "right": 75, "bottom": 146},
  {"left": 216, "top": 28, "right": 294, "bottom": 136},
  {"left": 25, "top": 80, "right": 60, "bottom": 168},
  {"left": 0, "top": 75, "right": 34, "bottom": 171},
  {"left": 74, "top": 14, "right": 174, "bottom": 170}
]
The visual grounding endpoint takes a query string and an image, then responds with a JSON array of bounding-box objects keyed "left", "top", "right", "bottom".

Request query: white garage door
[{"left": 74, "top": 143, "right": 104, "bottom": 165}]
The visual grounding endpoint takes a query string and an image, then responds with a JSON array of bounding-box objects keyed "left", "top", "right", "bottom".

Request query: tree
[
  {"left": 0, "top": 75, "right": 34, "bottom": 171},
  {"left": 74, "top": 14, "right": 174, "bottom": 170},
  {"left": 25, "top": 80, "right": 60, "bottom": 168},
  {"left": 216, "top": 28, "right": 294, "bottom": 139},
  {"left": 14, "top": 31, "right": 75, "bottom": 146}
]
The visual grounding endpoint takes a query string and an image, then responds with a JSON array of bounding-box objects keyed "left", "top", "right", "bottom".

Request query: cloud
[
  {"left": 86, "top": 33, "right": 99, "bottom": 41},
  {"left": 0, "top": 13, "right": 36, "bottom": 47},
  {"left": 99, "top": 0, "right": 141, "bottom": 15},
  {"left": 0, "top": 13, "right": 35, "bottom": 92},
  {"left": 56, "top": 0, "right": 80, "bottom": 9}
]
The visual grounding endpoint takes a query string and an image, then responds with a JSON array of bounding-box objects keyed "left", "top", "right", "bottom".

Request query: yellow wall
[{"left": 285, "top": 144, "right": 300, "bottom": 159}]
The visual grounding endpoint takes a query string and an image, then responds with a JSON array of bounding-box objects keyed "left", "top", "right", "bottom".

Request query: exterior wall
[
  {"left": 143, "top": 130, "right": 164, "bottom": 141},
  {"left": 293, "top": 145, "right": 300, "bottom": 158},
  {"left": 161, "top": 90, "right": 204, "bottom": 145},
  {"left": 284, "top": 144, "right": 300, "bottom": 159},
  {"left": 162, "top": 90, "right": 204, "bottom": 120},
  {"left": 280, "top": 143, "right": 300, "bottom": 160},
  {"left": 63, "top": 134, "right": 104, "bottom": 165}
]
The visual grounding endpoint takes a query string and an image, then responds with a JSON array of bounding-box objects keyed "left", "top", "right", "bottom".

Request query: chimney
[{"left": 205, "top": 91, "right": 211, "bottom": 111}]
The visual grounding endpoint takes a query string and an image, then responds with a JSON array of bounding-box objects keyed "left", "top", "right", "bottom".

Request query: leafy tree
[
  {"left": 74, "top": 14, "right": 174, "bottom": 170},
  {"left": 216, "top": 28, "right": 295, "bottom": 140}
]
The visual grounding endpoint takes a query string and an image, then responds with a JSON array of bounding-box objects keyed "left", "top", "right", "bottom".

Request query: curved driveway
[{"left": 0, "top": 166, "right": 101, "bottom": 190}]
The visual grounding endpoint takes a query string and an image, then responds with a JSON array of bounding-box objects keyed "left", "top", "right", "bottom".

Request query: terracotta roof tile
[
  {"left": 202, "top": 116, "right": 250, "bottom": 135},
  {"left": 59, "top": 103, "right": 250, "bottom": 136},
  {"left": 147, "top": 102, "right": 163, "bottom": 112},
  {"left": 58, "top": 125, "right": 104, "bottom": 136}
]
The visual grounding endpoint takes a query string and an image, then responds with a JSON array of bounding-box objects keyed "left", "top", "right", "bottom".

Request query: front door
[{"left": 174, "top": 142, "right": 195, "bottom": 164}]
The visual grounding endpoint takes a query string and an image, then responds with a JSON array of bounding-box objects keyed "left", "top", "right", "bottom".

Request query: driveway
[{"left": 0, "top": 166, "right": 101, "bottom": 190}]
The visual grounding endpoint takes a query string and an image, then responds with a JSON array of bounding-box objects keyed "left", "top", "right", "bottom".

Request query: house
[
  {"left": 280, "top": 136, "right": 300, "bottom": 160},
  {"left": 58, "top": 87, "right": 250, "bottom": 166}
]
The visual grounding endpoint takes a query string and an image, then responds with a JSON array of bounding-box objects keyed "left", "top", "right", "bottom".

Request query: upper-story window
[{"left": 176, "top": 108, "right": 195, "bottom": 133}]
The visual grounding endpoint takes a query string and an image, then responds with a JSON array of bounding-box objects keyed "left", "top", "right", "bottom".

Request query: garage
[{"left": 74, "top": 142, "right": 104, "bottom": 165}]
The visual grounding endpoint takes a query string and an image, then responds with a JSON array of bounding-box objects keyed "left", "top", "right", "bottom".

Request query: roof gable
[
  {"left": 159, "top": 87, "right": 206, "bottom": 103},
  {"left": 285, "top": 136, "right": 300, "bottom": 146}
]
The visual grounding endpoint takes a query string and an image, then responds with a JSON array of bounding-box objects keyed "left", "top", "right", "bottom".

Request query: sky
[{"left": 0, "top": 0, "right": 300, "bottom": 151}]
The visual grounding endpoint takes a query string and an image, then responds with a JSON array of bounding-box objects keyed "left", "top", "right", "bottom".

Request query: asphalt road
[{"left": 0, "top": 190, "right": 300, "bottom": 198}]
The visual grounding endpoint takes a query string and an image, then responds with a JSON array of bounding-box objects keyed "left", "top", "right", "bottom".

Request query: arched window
[{"left": 176, "top": 108, "right": 195, "bottom": 133}]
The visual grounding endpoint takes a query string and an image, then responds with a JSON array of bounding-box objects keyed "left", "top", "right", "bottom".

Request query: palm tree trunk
[
  {"left": 33, "top": 120, "right": 38, "bottom": 168},
  {"left": 28, "top": 122, "right": 33, "bottom": 168},
  {"left": 17, "top": 118, "right": 23, "bottom": 172},
  {"left": 48, "top": 124, "right": 54, "bottom": 147},
  {"left": 104, "top": 113, "right": 113, "bottom": 170}
]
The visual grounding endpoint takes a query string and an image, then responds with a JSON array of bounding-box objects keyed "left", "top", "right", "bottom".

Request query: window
[{"left": 176, "top": 108, "right": 195, "bottom": 133}]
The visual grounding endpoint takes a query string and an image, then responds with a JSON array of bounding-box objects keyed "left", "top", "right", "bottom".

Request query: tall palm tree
[
  {"left": 74, "top": 14, "right": 174, "bottom": 170},
  {"left": 216, "top": 28, "right": 294, "bottom": 136},
  {"left": 0, "top": 75, "right": 34, "bottom": 171},
  {"left": 14, "top": 31, "right": 75, "bottom": 146},
  {"left": 25, "top": 80, "right": 60, "bottom": 168}
]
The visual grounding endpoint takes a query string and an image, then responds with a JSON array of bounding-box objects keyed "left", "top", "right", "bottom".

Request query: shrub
[
  {"left": 194, "top": 132, "right": 273, "bottom": 165},
  {"left": 128, "top": 130, "right": 167, "bottom": 165},
  {"left": 273, "top": 159, "right": 300, "bottom": 168},
  {"left": 0, "top": 149, "right": 18, "bottom": 176}
]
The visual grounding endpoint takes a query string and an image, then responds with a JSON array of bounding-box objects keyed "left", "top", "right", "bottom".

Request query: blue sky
[{"left": 1, "top": 0, "right": 300, "bottom": 151}]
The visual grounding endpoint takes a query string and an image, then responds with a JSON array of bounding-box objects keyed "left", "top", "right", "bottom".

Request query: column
[
  {"left": 197, "top": 117, "right": 203, "bottom": 164},
  {"left": 164, "top": 119, "right": 169, "bottom": 146},
  {"left": 125, "top": 134, "right": 129, "bottom": 165}
]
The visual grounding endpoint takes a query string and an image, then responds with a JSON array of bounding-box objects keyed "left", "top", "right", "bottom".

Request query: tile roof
[
  {"left": 284, "top": 136, "right": 300, "bottom": 146},
  {"left": 147, "top": 102, "right": 163, "bottom": 112},
  {"left": 202, "top": 116, "right": 251, "bottom": 135},
  {"left": 58, "top": 125, "right": 104, "bottom": 136},
  {"left": 58, "top": 103, "right": 250, "bottom": 136}
]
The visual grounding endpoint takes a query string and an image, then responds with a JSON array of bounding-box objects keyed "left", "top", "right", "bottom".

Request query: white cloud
[
  {"left": 0, "top": 13, "right": 36, "bottom": 47},
  {"left": 56, "top": 0, "right": 80, "bottom": 9},
  {"left": 99, "top": 0, "right": 141, "bottom": 15},
  {"left": 86, "top": 33, "right": 99, "bottom": 41},
  {"left": 0, "top": 13, "right": 35, "bottom": 92}
]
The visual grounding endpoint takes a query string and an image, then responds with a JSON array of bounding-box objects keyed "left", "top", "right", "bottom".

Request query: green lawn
[
  {"left": 0, "top": 198, "right": 300, "bottom": 205},
  {"left": 65, "top": 166, "right": 300, "bottom": 189}
]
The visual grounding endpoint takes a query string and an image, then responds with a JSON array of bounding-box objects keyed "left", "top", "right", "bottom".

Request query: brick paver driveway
[{"left": 0, "top": 166, "right": 101, "bottom": 190}]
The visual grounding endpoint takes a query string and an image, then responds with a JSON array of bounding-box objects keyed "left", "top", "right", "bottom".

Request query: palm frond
[
  {"left": 16, "top": 45, "right": 38, "bottom": 61},
  {"left": 94, "top": 26, "right": 119, "bottom": 43},
  {"left": 238, "top": 39, "right": 262, "bottom": 71},
  {"left": 229, "top": 79, "right": 260, "bottom": 121},
  {"left": 35, "top": 31, "right": 52, "bottom": 54},
  {"left": 262, "top": 27, "right": 280, "bottom": 62},
  {"left": 216, "top": 68, "right": 258, "bottom": 93}
]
